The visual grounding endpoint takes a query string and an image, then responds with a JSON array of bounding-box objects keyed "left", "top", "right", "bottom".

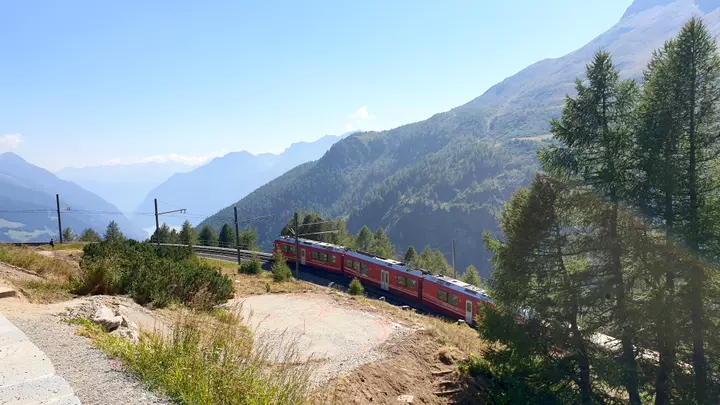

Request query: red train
[{"left": 274, "top": 236, "right": 501, "bottom": 325}]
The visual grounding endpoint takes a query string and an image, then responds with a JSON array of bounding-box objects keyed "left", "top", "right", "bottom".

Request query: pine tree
[
  {"left": 432, "top": 250, "right": 451, "bottom": 276},
  {"left": 403, "top": 246, "right": 417, "bottom": 265},
  {"left": 151, "top": 223, "right": 172, "bottom": 244},
  {"left": 168, "top": 229, "right": 180, "bottom": 244},
  {"left": 371, "top": 226, "right": 395, "bottom": 258},
  {"left": 219, "top": 224, "right": 235, "bottom": 248},
  {"left": 79, "top": 228, "right": 102, "bottom": 242},
  {"left": 462, "top": 265, "right": 482, "bottom": 287},
  {"left": 238, "top": 226, "right": 258, "bottom": 250},
  {"left": 179, "top": 220, "right": 198, "bottom": 245},
  {"left": 355, "top": 226, "right": 374, "bottom": 252},
  {"left": 542, "top": 50, "right": 641, "bottom": 404},
  {"left": 104, "top": 221, "right": 125, "bottom": 243},
  {"left": 198, "top": 225, "right": 218, "bottom": 247},
  {"left": 62, "top": 227, "right": 75, "bottom": 242},
  {"left": 327, "top": 218, "right": 353, "bottom": 246}
]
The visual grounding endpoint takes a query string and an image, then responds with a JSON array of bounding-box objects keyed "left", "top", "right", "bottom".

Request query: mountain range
[
  {"left": 133, "top": 133, "right": 352, "bottom": 230},
  {"left": 56, "top": 162, "right": 194, "bottom": 213},
  {"left": 0, "top": 152, "right": 144, "bottom": 242},
  {"left": 199, "top": 0, "right": 720, "bottom": 277}
]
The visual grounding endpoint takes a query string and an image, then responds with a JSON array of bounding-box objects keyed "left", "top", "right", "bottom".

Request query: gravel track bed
[{"left": 5, "top": 313, "right": 174, "bottom": 405}]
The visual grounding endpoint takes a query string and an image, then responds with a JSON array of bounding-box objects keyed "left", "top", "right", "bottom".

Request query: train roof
[
  {"left": 275, "top": 236, "right": 347, "bottom": 253},
  {"left": 424, "top": 273, "right": 492, "bottom": 301},
  {"left": 345, "top": 250, "right": 424, "bottom": 277}
]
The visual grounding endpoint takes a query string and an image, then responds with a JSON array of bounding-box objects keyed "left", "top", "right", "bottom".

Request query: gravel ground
[
  {"left": 234, "top": 293, "right": 415, "bottom": 386},
  {"left": 5, "top": 312, "right": 174, "bottom": 405}
]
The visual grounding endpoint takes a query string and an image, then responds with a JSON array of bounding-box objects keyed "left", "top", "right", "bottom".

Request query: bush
[
  {"left": 75, "top": 240, "right": 233, "bottom": 309},
  {"left": 348, "top": 278, "right": 364, "bottom": 295},
  {"left": 271, "top": 250, "right": 293, "bottom": 282},
  {"left": 239, "top": 257, "right": 262, "bottom": 275}
]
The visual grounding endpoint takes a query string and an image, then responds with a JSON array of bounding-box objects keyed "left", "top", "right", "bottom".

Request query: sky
[{"left": 0, "top": 0, "right": 633, "bottom": 171}]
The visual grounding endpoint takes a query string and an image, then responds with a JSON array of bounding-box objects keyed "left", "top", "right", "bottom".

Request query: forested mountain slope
[
  {"left": 0, "top": 153, "right": 144, "bottom": 241},
  {"left": 199, "top": 0, "right": 720, "bottom": 277}
]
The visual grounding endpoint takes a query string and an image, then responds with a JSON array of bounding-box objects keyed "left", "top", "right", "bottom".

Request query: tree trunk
[
  {"left": 571, "top": 307, "right": 592, "bottom": 405},
  {"left": 610, "top": 202, "right": 642, "bottom": 405}
]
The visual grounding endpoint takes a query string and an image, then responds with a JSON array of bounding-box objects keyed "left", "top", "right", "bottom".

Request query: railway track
[{"left": 159, "top": 244, "right": 273, "bottom": 262}]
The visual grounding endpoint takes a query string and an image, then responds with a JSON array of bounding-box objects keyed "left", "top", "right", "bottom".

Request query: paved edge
[{"left": 0, "top": 312, "right": 81, "bottom": 405}]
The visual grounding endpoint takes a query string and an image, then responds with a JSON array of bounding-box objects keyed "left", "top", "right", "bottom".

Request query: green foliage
[
  {"left": 238, "top": 226, "right": 259, "bottom": 251},
  {"left": 370, "top": 226, "right": 395, "bottom": 258},
  {"left": 462, "top": 265, "right": 482, "bottom": 287},
  {"left": 150, "top": 223, "right": 174, "bottom": 244},
  {"left": 103, "top": 221, "right": 125, "bottom": 242},
  {"left": 62, "top": 227, "right": 76, "bottom": 242},
  {"left": 219, "top": 224, "right": 235, "bottom": 248},
  {"left": 354, "top": 226, "right": 374, "bottom": 251},
  {"left": 412, "top": 245, "right": 451, "bottom": 276},
  {"left": 75, "top": 240, "right": 233, "bottom": 309},
  {"left": 79, "top": 228, "right": 102, "bottom": 243},
  {"left": 271, "top": 249, "right": 293, "bottom": 282},
  {"left": 239, "top": 257, "right": 262, "bottom": 275},
  {"left": 348, "top": 278, "right": 364, "bottom": 296},
  {"left": 403, "top": 246, "right": 417, "bottom": 264},
  {"left": 198, "top": 225, "right": 218, "bottom": 247},
  {"left": 179, "top": 220, "right": 198, "bottom": 245}
]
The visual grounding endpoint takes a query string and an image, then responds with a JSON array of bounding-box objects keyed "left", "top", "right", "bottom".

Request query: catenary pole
[{"left": 56, "top": 194, "right": 63, "bottom": 244}]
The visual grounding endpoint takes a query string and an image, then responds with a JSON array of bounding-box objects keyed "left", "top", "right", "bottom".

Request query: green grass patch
[
  {"left": 0, "top": 245, "right": 77, "bottom": 279},
  {"left": 14, "top": 278, "right": 75, "bottom": 303},
  {"left": 71, "top": 310, "right": 315, "bottom": 405}
]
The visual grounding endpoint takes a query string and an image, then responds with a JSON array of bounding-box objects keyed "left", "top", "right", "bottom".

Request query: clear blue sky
[{"left": 0, "top": 0, "right": 633, "bottom": 170}]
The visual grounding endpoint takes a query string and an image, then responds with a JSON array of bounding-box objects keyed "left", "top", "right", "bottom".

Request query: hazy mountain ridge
[
  {"left": 199, "top": 0, "right": 720, "bottom": 276},
  {"left": 0, "top": 152, "right": 144, "bottom": 241},
  {"left": 134, "top": 133, "right": 351, "bottom": 229}
]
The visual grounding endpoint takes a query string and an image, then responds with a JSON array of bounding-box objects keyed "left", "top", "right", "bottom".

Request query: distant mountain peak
[{"left": 622, "top": 0, "right": 720, "bottom": 19}]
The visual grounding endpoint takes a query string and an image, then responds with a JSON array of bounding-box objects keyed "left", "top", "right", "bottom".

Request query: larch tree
[
  {"left": 542, "top": 50, "right": 642, "bottom": 404},
  {"left": 355, "top": 226, "right": 374, "bottom": 252},
  {"left": 198, "top": 225, "right": 218, "bottom": 247},
  {"left": 404, "top": 246, "right": 418, "bottom": 265},
  {"left": 104, "top": 221, "right": 125, "bottom": 243},
  {"left": 79, "top": 228, "right": 102, "bottom": 242},
  {"left": 179, "top": 220, "right": 198, "bottom": 245},
  {"left": 62, "top": 227, "right": 75, "bottom": 242},
  {"left": 219, "top": 224, "right": 235, "bottom": 248},
  {"left": 371, "top": 227, "right": 395, "bottom": 258},
  {"left": 462, "top": 265, "right": 482, "bottom": 287}
]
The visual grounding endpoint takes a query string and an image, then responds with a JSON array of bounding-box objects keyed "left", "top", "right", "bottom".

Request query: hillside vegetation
[{"left": 199, "top": 0, "right": 720, "bottom": 276}]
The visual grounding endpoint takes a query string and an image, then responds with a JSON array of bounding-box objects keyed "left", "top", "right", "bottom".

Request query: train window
[
  {"left": 355, "top": 261, "right": 361, "bottom": 271},
  {"left": 346, "top": 259, "right": 355, "bottom": 269},
  {"left": 407, "top": 279, "right": 417, "bottom": 289},
  {"left": 328, "top": 254, "right": 336, "bottom": 263},
  {"left": 448, "top": 294, "right": 459, "bottom": 306},
  {"left": 438, "top": 290, "right": 448, "bottom": 302},
  {"left": 397, "top": 276, "right": 406, "bottom": 286},
  {"left": 319, "top": 253, "right": 328, "bottom": 262},
  {"left": 311, "top": 251, "right": 319, "bottom": 260},
  {"left": 283, "top": 245, "right": 296, "bottom": 253},
  {"left": 360, "top": 263, "right": 368, "bottom": 275}
]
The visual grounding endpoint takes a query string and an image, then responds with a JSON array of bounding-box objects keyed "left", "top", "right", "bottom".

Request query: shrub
[
  {"left": 75, "top": 240, "right": 233, "bottom": 309},
  {"left": 348, "top": 278, "right": 364, "bottom": 295},
  {"left": 271, "top": 250, "right": 293, "bottom": 282},
  {"left": 239, "top": 257, "right": 263, "bottom": 275}
]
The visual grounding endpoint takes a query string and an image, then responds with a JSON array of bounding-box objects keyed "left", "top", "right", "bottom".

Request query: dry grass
[
  {"left": 201, "top": 258, "right": 319, "bottom": 297},
  {"left": 0, "top": 245, "right": 78, "bottom": 279},
  {"left": 38, "top": 242, "right": 87, "bottom": 251},
  {"left": 71, "top": 305, "right": 318, "bottom": 405},
  {"left": 12, "top": 278, "right": 75, "bottom": 303}
]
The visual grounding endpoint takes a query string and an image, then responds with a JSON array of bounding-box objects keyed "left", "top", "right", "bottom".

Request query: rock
[
  {"left": 401, "top": 305, "right": 411, "bottom": 311},
  {"left": 91, "top": 305, "right": 122, "bottom": 332},
  {"left": 111, "top": 328, "right": 139, "bottom": 344},
  {"left": 379, "top": 296, "right": 386, "bottom": 301}
]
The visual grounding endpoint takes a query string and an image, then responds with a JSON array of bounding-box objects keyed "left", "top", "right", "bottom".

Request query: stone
[
  {"left": 397, "top": 394, "right": 414, "bottom": 403},
  {"left": 0, "top": 287, "right": 16, "bottom": 299},
  {"left": 111, "top": 328, "right": 139, "bottom": 344},
  {"left": 91, "top": 305, "right": 122, "bottom": 332}
]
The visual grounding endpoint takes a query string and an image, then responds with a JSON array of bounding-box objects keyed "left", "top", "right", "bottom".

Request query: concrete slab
[
  {"left": 0, "top": 313, "right": 80, "bottom": 405},
  {"left": 0, "top": 288, "right": 15, "bottom": 299}
]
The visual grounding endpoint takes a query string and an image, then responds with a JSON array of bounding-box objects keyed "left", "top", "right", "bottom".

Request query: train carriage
[
  {"left": 273, "top": 236, "right": 346, "bottom": 273},
  {"left": 421, "top": 274, "right": 494, "bottom": 326},
  {"left": 343, "top": 251, "right": 423, "bottom": 301}
]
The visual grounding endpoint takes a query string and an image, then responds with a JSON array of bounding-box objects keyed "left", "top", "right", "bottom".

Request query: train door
[
  {"left": 465, "top": 300, "right": 473, "bottom": 324},
  {"left": 300, "top": 249, "right": 306, "bottom": 265},
  {"left": 381, "top": 270, "right": 389, "bottom": 290}
]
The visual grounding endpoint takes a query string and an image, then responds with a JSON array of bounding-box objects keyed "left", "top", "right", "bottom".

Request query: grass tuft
[
  {"left": 0, "top": 246, "right": 77, "bottom": 279},
  {"left": 72, "top": 310, "right": 315, "bottom": 405},
  {"left": 14, "top": 278, "right": 75, "bottom": 303}
]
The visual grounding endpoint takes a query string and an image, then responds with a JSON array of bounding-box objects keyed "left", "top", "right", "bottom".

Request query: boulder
[
  {"left": 91, "top": 305, "right": 122, "bottom": 332},
  {"left": 111, "top": 328, "right": 139, "bottom": 344}
]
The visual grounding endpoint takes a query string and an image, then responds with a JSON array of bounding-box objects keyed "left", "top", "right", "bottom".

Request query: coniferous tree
[
  {"left": 238, "top": 226, "right": 258, "bottom": 250},
  {"left": 403, "top": 246, "right": 417, "bottom": 265},
  {"left": 79, "top": 228, "right": 102, "bottom": 242},
  {"left": 355, "top": 226, "right": 374, "bottom": 252},
  {"left": 198, "top": 225, "right": 218, "bottom": 247},
  {"left": 371, "top": 227, "right": 395, "bottom": 258},
  {"left": 542, "top": 50, "right": 641, "bottom": 404},
  {"left": 219, "top": 224, "right": 235, "bottom": 248},
  {"left": 104, "top": 221, "right": 125, "bottom": 243},
  {"left": 179, "top": 220, "right": 198, "bottom": 245},
  {"left": 62, "top": 227, "right": 76, "bottom": 242},
  {"left": 151, "top": 223, "right": 172, "bottom": 244},
  {"left": 168, "top": 229, "right": 180, "bottom": 244},
  {"left": 462, "top": 265, "right": 482, "bottom": 287}
]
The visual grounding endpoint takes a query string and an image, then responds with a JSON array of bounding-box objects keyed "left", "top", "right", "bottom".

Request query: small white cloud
[
  {"left": 345, "top": 123, "right": 355, "bottom": 131},
  {"left": 350, "top": 106, "right": 376, "bottom": 120},
  {"left": 0, "top": 134, "right": 23, "bottom": 151},
  {"left": 88, "top": 150, "right": 230, "bottom": 168}
]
